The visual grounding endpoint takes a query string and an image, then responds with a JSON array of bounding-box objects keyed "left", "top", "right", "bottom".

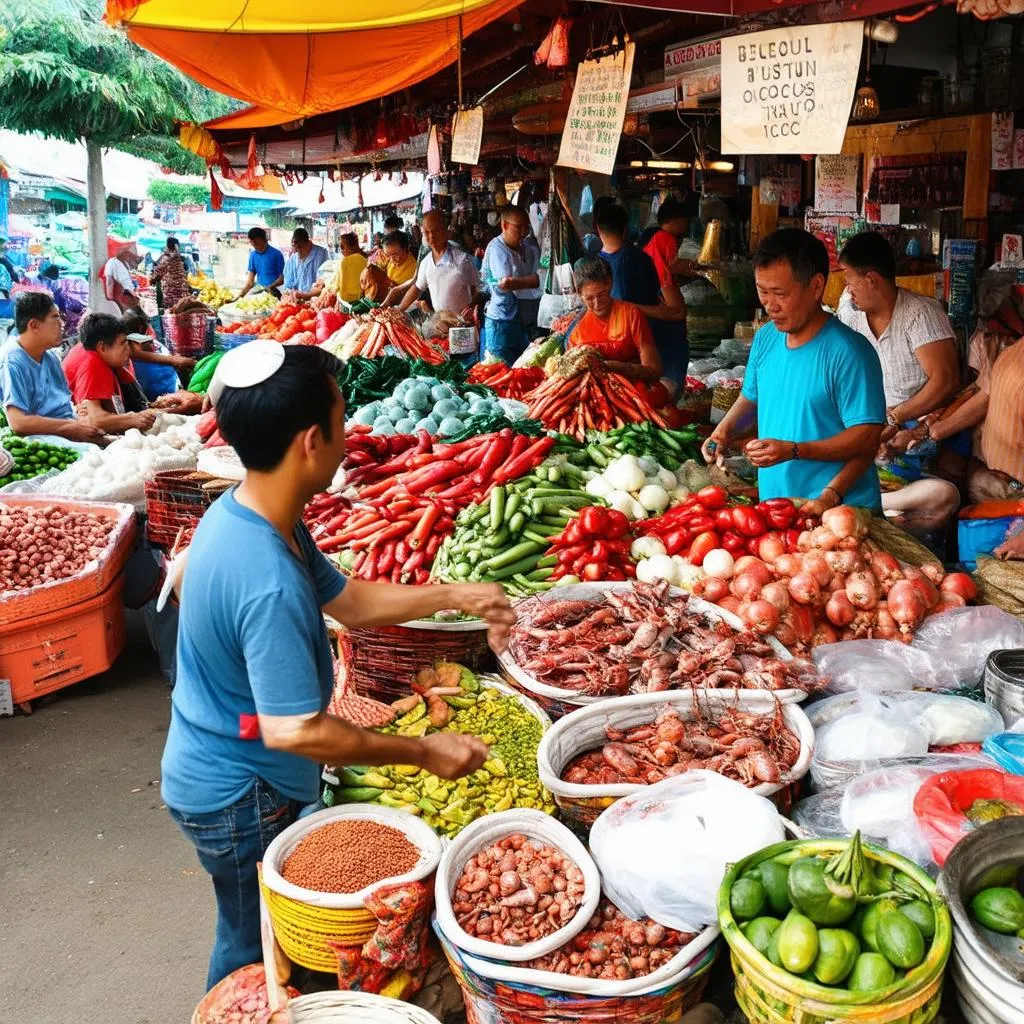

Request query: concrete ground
[{"left": 0, "top": 617, "right": 213, "bottom": 1024}]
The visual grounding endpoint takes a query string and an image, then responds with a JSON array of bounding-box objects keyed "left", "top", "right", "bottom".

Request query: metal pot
[
  {"left": 984, "top": 649, "right": 1024, "bottom": 727},
  {"left": 937, "top": 817, "right": 1024, "bottom": 1024}
]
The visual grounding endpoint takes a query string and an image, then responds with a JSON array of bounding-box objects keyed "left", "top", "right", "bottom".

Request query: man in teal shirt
[{"left": 703, "top": 229, "right": 885, "bottom": 511}]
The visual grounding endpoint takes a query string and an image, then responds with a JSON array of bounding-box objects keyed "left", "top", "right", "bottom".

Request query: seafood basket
[
  {"left": 537, "top": 691, "right": 814, "bottom": 831},
  {"left": 434, "top": 809, "right": 601, "bottom": 963},
  {"left": 498, "top": 581, "right": 814, "bottom": 720}
]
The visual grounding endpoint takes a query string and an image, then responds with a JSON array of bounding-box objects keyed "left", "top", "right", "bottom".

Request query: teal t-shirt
[
  {"left": 161, "top": 489, "right": 346, "bottom": 814},
  {"left": 741, "top": 317, "right": 885, "bottom": 509}
]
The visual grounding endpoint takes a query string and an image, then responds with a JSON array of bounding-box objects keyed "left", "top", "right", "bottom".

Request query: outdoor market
[{"left": 5, "top": 1, "right": 1024, "bottom": 1023}]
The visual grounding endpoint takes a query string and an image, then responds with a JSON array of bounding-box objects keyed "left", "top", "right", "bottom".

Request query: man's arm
[
  {"left": 498, "top": 274, "right": 540, "bottom": 291},
  {"left": 790, "top": 423, "right": 885, "bottom": 463},
  {"left": 382, "top": 281, "right": 415, "bottom": 309},
  {"left": 891, "top": 338, "right": 960, "bottom": 423},
  {"left": 397, "top": 283, "right": 424, "bottom": 312},
  {"left": 129, "top": 343, "right": 194, "bottom": 372},
  {"left": 636, "top": 301, "right": 687, "bottom": 322},
  {"left": 929, "top": 387, "right": 988, "bottom": 440},
  {"left": 82, "top": 400, "right": 155, "bottom": 434},
  {"left": 237, "top": 271, "right": 256, "bottom": 299},
  {"left": 4, "top": 405, "right": 104, "bottom": 443}
]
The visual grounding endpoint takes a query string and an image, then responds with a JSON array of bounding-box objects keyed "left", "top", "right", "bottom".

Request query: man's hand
[
  {"left": 701, "top": 428, "right": 729, "bottom": 466},
  {"left": 66, "top": 422, "right": 106, "bottom": 444},
  {"left": 418, "top": 732, "right": 489, "bottom": 780},
  {"left": 449, "top": 583, "right": 515, "bottom": 652},
  {"left": 745, "top": 438, "right": 791, "bottom": 468},
  {"left": 497, "top": 276, "right": 515, "bottom": 292},
  {"left": 133, "top": 409, "right": 157, "bottom": 431},
  {"left": 172, "top": 354, "right": 196, "bottom": 371},
  {"left": 995, "top": 533, "right": 1024, "bottom": 561}
]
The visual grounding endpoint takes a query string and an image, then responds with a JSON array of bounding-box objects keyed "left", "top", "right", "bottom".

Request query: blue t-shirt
[
  {"left": 0, "top": 339, "right": 75, "bottom": 420},
  {"left": 482, "top": 237, "right": 532, "bottom": 322},
  {"left": 247, "top": 245, "right": 285, "bottom": 287},
  {"left": 161, "top": 489, "right": 346, "bottom": 814},
  {"left": 741, "top": 317, "right": 885, "bottom": 509}
]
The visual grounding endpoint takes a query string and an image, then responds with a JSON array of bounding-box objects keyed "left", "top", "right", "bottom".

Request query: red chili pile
[
  {"left": 0, "top": 502, "right": 115, "bottom": 592},
  {"left": 452, "top": 833, "right": 586, "bottom": 946},
  {"left": 281, "top": 820, "right": 420, "bottom": 893},
  {"left": 468, "top": 362, "right": 545, "bottom": 401},
  {"left": 526, "top": 899, "right": 694, "bottom": 980},
  {"left": 546, "top": 505, "right": 634, "bottom": 582}
]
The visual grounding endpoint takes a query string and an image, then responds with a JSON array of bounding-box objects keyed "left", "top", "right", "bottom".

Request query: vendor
[
  {"left": 359, "top": 264, "right": 391, "bottom": 304},
  {"left": 331, "top": 232, "right": 368, "bottom": 304},
  {"left": 238, "top": 227, "right": 285, "bottom": 299},
  {"left": 703, "top": 228, "right": 886, "bottom": 511},
  {"left": 381, "top": 231, "right": 417, "bottom": 290},
  {"left": 837, "top": 232, "right": 962, "bottom": 538},
  {"left": 0, "top": 292, "right": 104, "bottom": 442},
  {"left": 63, "top": 313, "right": 156, "bottom": 434},
  {"left": 162, "top": 342, "right": 513, "bottom": 988},
  {"left": 96, "top": 244, "right": 141, "bottom": 316},
  {"left": 480, "top": 207, "right": 540, "bottom": 363},
  {"left": 566, "top": 258, "right": 662, "bottom": 379},
  {"left": 642, "top": 198, "right": 690, "bottom": 383},
  {"left": 391, "top": 212, "right": 479, "bottom": 315},
  {"left": 282, "top": 228, "right": 329, "bottom": 302},
  {"left": 120, "top": 309, "right": 194, "bottom": 401},
  {"left": 38, "top": 263, "right": 85, "bottom": 324},
  {"left": 151, "top": 236, "right": 192, "bottom": 310}
]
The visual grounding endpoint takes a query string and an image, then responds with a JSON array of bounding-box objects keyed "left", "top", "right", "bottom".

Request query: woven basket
[
  {"left": 144, "top": 469, "right": 230, "bottom": 548},
  {"left": 162, "top": 311, "right": 212, "bottom": 357},
  {"left": 287, "top": 991, "right": 443, "bottom": 1023},
  {"left": 718, "top": 838, "right": 951, "bottom": 1024}
]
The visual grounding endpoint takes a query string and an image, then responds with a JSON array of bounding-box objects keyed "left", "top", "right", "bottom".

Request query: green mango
[
  {"left": 788, "top": 856, "right": 857, "bottom": 926},
  {"left": 776, "top": 909, "right": 819, "bottom": 974}
]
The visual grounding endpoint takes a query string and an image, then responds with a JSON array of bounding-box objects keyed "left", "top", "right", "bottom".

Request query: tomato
[
  {"left": 686, "top": 514, "right": 716, "bottom": 534},
  {"left": 721, "top": 531, "right": 747, "bottom": 554},
  {"left": 561, "top": 519, "right": 584, "bottom": 545},
  {"left": 663, "top": 528, "right": 691, "bottom": 555},
  {"left": 732, "top": 506, "right": 768, "bottom": 538},
  {"left": 582, "top": 562, "right": 604, "bottom": 582},
  {"left": 697, "top": 485, "right": 728, "bottom": 509},
  {"left": 714, "top": 508, "right": 736, "bottom": 531},
  {"left": 579, "top": 506, "right": 608, "bottom": 538},
  {"left": 687, "top": 530, "right": 719, "bottom": 565},
  {"left": 601, "top": 508, "right": 630, "bottom": 539}
]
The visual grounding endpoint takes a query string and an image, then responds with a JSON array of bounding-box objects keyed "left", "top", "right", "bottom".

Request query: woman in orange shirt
[{"left": 567, "top": 258, "right": 662, "bottom": 378}]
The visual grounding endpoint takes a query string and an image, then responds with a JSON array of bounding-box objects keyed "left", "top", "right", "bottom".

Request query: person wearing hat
[
  {"left": 162, "top": 342, "right": 514, "bottom": 989},
  {"left": 96, "top": 244, "right": 141, "bottom": 316}
]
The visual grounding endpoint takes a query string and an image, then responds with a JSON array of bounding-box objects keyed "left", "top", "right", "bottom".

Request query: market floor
[{"left": 0, "top": 617, "right": 213, "bottom": 1024}]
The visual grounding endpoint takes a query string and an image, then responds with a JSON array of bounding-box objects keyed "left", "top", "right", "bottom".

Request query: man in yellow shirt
[{"left": 332, "top": 233, "right": 368, "bottom": 303}]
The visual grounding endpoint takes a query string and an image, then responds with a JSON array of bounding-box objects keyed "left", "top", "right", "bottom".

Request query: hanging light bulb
[{"left": 851, "top": 38, "right": 880, "bottom": 122}]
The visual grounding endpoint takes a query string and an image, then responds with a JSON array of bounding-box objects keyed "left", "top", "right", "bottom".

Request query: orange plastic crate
[{"left": 0, "top": 575, "right": 126, "bottom": 705}]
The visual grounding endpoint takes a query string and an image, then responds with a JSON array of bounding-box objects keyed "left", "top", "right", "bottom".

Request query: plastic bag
[
  {"left": 704, "top": 365, "right": 746, "bottom": 388},
  {"left": 589, "top": 771, "right": 784, "bottom": 932},
  {"left": 687, "top": 357, "right": 728, "bottom": 378},
  {"left": 814, "top": 692, "right": 930, "bottom": 763},
  {"left": 982, "top": 731, "right": 1024, "bottom": 774}
]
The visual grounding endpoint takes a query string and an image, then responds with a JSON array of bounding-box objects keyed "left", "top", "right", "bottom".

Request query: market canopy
[{"left": 105, "top": 0, "right": 523, "bottom": 121}]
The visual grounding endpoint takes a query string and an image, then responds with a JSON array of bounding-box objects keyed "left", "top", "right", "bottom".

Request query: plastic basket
[
  {"left": 162, "top": 311, "right": 212, "bottom": 357},
  {"left": 214, "top": 331, "right": 258, "bottom": 352},
  {"left": 0, "top": 574, "right": 126, "bottom": 704},
  {"left": 0, "top": 495, "right": 136, "bottom": 622},
  {"left": 144, "top": 469, "right": 229, "bottom": 548},
  {"left": 958, "top": 516, "right": 1015, "bottom": 569},
  {"left": 718, "top": 838, "right": 951, "bottom": 1024},
  {"left": 537, "top": 690, "right": 814, "bottom": 832}
]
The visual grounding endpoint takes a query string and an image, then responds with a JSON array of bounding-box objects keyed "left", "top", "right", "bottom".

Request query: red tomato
[
  {"left": 721, "top": 531, "right": 747, "bottom": 554},
  {"left": 663, "top": 528, "right": 691, "bottom": 556},
  {"left": 697, "top": 485, "right": 728, "bottom": 509},
  {"left": 561, "top": 519, "right": 584, "bottom": 545},
  {"left": 579, "top": 506, "right": 608, "bottom": 538},
  {"left": 687, "top": 530, "right": 719, "bottom": 565},
  {"left": 601, "top": 508, "right": 631, "bottom": 539},
  {"left": 731, "top": 506, "right": 768, "bottom": 538},
  {"left": 713, "top": 508, "right": 736, "bottom": 531},
  {"left": 582, "top": 562, "right": 604, "bottom": 582}
]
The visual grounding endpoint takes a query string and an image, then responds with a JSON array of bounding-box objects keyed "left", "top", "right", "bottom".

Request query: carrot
[{"left": 409, "top": 503, "right": 442, "bottom": 549}]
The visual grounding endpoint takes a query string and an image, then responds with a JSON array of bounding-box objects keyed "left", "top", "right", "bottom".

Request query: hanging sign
[
  {"left": 557, "top": 42, "right": 636, "bottom": 177},
  {"left": 721, "top": 21, "right": 863, "bottom": 155},
  {"left": 814, "top": 154, "right": 860, "bottom": 213},
  {"left": 451, "top": 106, "right": 484, "bottom": 166}
]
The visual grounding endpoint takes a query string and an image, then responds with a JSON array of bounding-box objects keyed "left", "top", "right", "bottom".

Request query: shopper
[
  {"left": 330, "top": 232, "right": 368, "bottom": 303},
  {"left": 162, "top": 343, "right": 513, "bottom": 989},
  {"left": 0, "top": 291, "right": 103, "bottom": 441},
  {"left": 392, "top": 211, "right": 479, "bottom": 315},
  {"left": 480, "top": 207, "right": 539, "bottom": 363},
  {"left": 641, "top": 198, "right": 690, "bottom": 385},
  {"left": 237, "top": 227, "right": 285, "bottom": 299},
  {"left": 359, "top": 264, "right": 391, "bottom": 304},
  {"left": 95, "top": 243, "right": 141, "bottom": 316},
  {"left": 151, "top": 236, "right": 192, "bottom": 309},
  {"left": 703, "top": 228, "right": 886, "bottom": 510},
  {"left": 63, "top": 313, "right": 156, "bottom": 434},
  {"left": 120, "top": 309, "right": 193, "bottom": 402},
  {"left": 837, "top": 231, "right": 962, "bottom": 539},
  {"left": 282, "top": 228, "right": 329, "bottom": 302}
]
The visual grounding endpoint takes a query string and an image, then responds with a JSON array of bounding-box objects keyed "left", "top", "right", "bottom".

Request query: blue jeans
[
  {"left": 482, "top": 315, "right": 528, "bottom": 364},
  {"left": 168, "top": 780, "right": 301, "bottom": 990}
]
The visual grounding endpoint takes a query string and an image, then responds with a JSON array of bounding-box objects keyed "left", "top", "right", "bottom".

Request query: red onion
[
  {"left": 786, "top": 603, "right": 815, "bottom": 644},
  {"left": 796, "top": 530, "right": 815, "bottom": 552},
  {"left": 846, "top": 571, "right": 879, "bottom": 610},
  {"left": 811, "top": 620, "right": 839, "bottom": 646},
  {"left": 788, "top": 572, "right": 821, "bottom": 605},
  {"left": 825, "top": 549, "right": 862, "bottom": 575},
  {"left": 869, "top": 551, "right": 903, "bottom": 588},
  {"left": 940, "top": 572, "right": 977, "bottom": 602},
  {"left": 701, "top": 577, "right": 731, "bottom": 603},
  {"left": 718, "top": 595, "right": 742, "bottom": 615},
  {"left": 933, "top": 592, "right": 967, "bottom": 614},
  {"left": 837, "top": 535, "right": 861, "bottom": 550},
  {"left": 809, "top": 526, "right": 838, "bottom": 551},
  {"left": 760, "top": 580, "right": 791, "bottom": 613},
  {"left": 733, "top": 556, "right": 773, "bottom": 586},
  {"left": 731, "top": 573, "right": 764, "bottom": 602},
  {"left": 887, "top": 580, "right": 927, "bottom": 633},
  {"left": 827, "top": 572, "right": 849, "bottom": 593},
  {"left": 921, "top": 562, "right": 946, "bottom": 585},
  {"left": 872, "top": 602, "right": 900, "bottom": 640},
  {"left": 773, "top": 553, "right": 802, "bottom": 578},
  {"left": 801, "top": 552, "right": 834, "bottom": 588},
  {"left": 743, "top": 599, "right": 780, "bottom": 635},
  {"left": 825, "top": 590, "right": 857, "bottom": 627},
  {"left": 757, "top": 533, "right": 785, "bottom": 564},
  {"left": 821, "top": 504, "right": 868, "bottom": 539},
  {"left": 907, "top": 574, "right": 939, "bottom": 610}
]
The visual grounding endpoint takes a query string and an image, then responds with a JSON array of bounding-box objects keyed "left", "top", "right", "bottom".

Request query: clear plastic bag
[
  {"left": 814, "top": 692, "right": 930, "bottom": 763},
  {"left": 704, "top": 365, "right": 747, "bottom": 388},
  {"left": 588, "top": 771, "right": 784, "bottom": 932}
]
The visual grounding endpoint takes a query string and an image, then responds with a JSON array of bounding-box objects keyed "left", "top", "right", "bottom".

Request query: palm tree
[{"left": 0, "top": 0, "right": 227, "bottom": 303}]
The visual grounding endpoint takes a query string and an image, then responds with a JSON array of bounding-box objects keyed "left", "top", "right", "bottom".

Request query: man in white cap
[
  {"left": 162, "top": 342, "right": 514, "bottom": 990},
  {"left": 95, "top": 243, "right": 141, "bottom": 316}
]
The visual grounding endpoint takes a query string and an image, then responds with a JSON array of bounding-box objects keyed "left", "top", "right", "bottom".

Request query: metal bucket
[
  {"left": 937, "top": 817, "right": 1024, "bottom": 1024},
  {"left": 984, "top": 649, "right": 1024, "bottom": 727}
]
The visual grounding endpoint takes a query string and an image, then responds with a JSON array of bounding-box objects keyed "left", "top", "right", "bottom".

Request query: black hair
[
  {"left": 595, "top": 202, "right": 629, "bottom": 237},
  {"left": 383, "top": 230, "right": 409, "bottom": 251},
  {"left": 340, "top": 231, "right": 359, "bottom": 250},
  {"left": 383, "top": 214, "right": 403, "bottom": 231},
  {"left": 14, "top": 291, "right": 56, "bottom": 334},
  {"left": 40, "top": 264, "right": 60, "bottom": 280},
  {"left": 838, "top": 231, "right": 896, "bottom": 283},
  {"left": 753, "top": 228, "right": 830, "bottom": 285},
  {"left": 216, "top": 346, "right": 343, "bottom": 471},
  {"left": 248, "top": 227, "right": 268, "bottom": 243},
  {"left": 574, "top": 257, "right": 613, "bottom": 287},
  {"left": 292, "top": 227, "right": 310, "bottom": 245},
  {"left": 657, "top": 198, "right": 687, "bottom": 226},
  {"left": 120, "top": 309, "right": 150, "bottom": 336},
  {"left": 79, "top": 312, "right": 124, "bottom": 351},
  {"left": 166, "top": 236, "right": 179, "bottom": 251}
]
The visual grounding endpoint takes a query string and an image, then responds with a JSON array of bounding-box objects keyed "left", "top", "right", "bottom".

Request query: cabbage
[
  {"left": 352, "top": 405, "right": 378, "bottom": 426},
  {"left": 430, "top": 383, "right": 454, "bottom": 402},
  {"left": 372, "top": 415, "right": 395, "bottom": 432},
  {"left": 394, "top": 417, "right": 418, "bottom": 434},
  {"left": 438, "top": 416, "right": 466, "bottom": 436},
  {"left": 374, "top": 421, "right": 397, "bottom": 436},
  {"left": 416, "top": 415, "right": 440, "bottom": 434},
  {"left": 404, "top": 384, "right": 431, "bottom": 411},
  {"left": 432, "top": 398, "right": 462, "bottom": 418}
]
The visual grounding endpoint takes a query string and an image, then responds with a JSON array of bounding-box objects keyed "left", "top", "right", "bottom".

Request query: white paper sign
[
  {"left": 451, "top": 106, "right": 484, "bottom": 166},
  {"left": 557, "top": 42, "right": 636, "bottom": 176},
  {"left": 721, "top": 21, "right": 863, "bottom": 155},
  {"left": 814, "top": 154, "right": 859, "bottom": 212}
]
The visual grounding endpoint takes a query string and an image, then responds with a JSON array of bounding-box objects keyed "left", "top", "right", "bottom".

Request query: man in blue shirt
[
  {"left": 162, "top": 343, "right": 514, "bottom": 989},
  {"left": 703, "top": 228, "right": 885, "bottom": 510},
  {"left": 0, "top": 291, "right": 103, "bottom": 442},
  {"left": 282, "top": 227, "right": 329, "bottom": 301},
  {"left": 480, "top": 207, "right": 540, "bottom": 363},
  {"left": 237, "top": 227, "right": 285, "bottom": 299}
]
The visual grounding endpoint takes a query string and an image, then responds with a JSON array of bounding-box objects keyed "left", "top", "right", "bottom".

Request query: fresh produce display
[
  {"left": 0, "top": 501, "right": 116, "bottom": 592},
  {"left": 525, "top": 350, "right": 673, "bottom": 439},
  {"left": 0, "top": 431, "right": 80, "bottom": 485},
  {"left": 224, "top": 292, "right": 278, "bottom": 317},
  {"left": 582, "top": 452, "right": 680, "bottom": 521},
  {"left": 468, "top": 362, "right": 545, "bottom": 401},
  {"left": 187, "top": 272, "right": 233, "bottom": 309},
  {"left": 337, "top": 354, "right": 469, "bottom": 412},
  {"left": 186, "top": 351, "right": 225, "bottom": 395},
  {"left": 543, "top": 505, "right": 634, "bottom": 583},
  {"left": 727, "top": 833, "right": 944, "bottom": 992},
  {"left": 450, "top": 833, "right": 586, "bottom": 945},
  {"left": 516, "top": 333, "right": 564, "bottom": 368},
  {"left": 970, "top": 881, "right": 1024, "bottom": 936},
  {"left": 325, "top": 667, "right": 553, "bottom": 835},
  {"left": 507, "top": 581, "right": 821, "bottom": 696},
  {"left": 280, "top": 819, "right": 419, "bottom": 893},
  {"left": 587, "top": 421, "right": 702, "bottom": 471},
  {"left": 329, "top": 693, "right": 397, "bottom": 728},
  {"left": 561, "top": 703, "right": 800, "bottom": 787},
  {"left": 524, "top": 898, "right": 695, "bottom": 979},
  {"left": 167, "top": 295, "right": 215, "bottom": 316},
  {"left": 344, "top": 308, "right": 447, "bottom": 364}
]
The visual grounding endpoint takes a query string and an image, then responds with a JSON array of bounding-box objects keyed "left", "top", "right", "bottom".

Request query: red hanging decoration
[
  {"left": 534, "top": 16, "right": 572, "bottom": 69},
  {"left": 318, "top": 175, "right": 326, "bottom": 204},
  {"left": 209, "top": 169, "right": 224, "bottom": 212}
]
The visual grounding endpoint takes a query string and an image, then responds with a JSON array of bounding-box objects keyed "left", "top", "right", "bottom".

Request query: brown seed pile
[{"left": 281, "top": 820, "right": 420, "bottom": 893}]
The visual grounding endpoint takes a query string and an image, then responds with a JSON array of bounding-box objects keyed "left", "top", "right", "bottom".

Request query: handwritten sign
[
  {"left": 451, "top": 106, "right": 484, "bottom": 166},
  {"left": 814, "top": 154, "right": 859, "bottom": 213},
  {"left": 721, "top": 21, "right": 863, "bottom": 155},
  {"left": 557, "top": 42, "right": 635, "bottom": 177}
]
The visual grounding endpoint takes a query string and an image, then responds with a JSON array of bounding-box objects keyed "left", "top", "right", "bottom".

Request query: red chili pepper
[
  {"left": 697, "top": 485, "right": 728, "bottom": 509},
  {"left": 687, "top": 530, "right": 719, "bottom": 565},
  {"left": 686, "top": 514, "right": 716, "bottom": 534},
  {"left": 561, "top": 519, "right": 584, "bottom": 546},
  {"left": 581, "top": 562, "right": 604, "bottom": 582},
  {"left": 579, "top": 506, "right": 609, "bottom": 538},
  {"left": 721, "top": 531, "right": 747, "bottom": 554},
  {"left": 603, "top": 566, "right": 627, "bottom": 582},
  {"left": 601, "top": 508, "right": 630, "bottom": 539},
  {"left": 663, "top": 528, "right": 691, "bottom": 556},
  {"left": 590, "top": 540, "right": 610, "bottom": 562}
]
